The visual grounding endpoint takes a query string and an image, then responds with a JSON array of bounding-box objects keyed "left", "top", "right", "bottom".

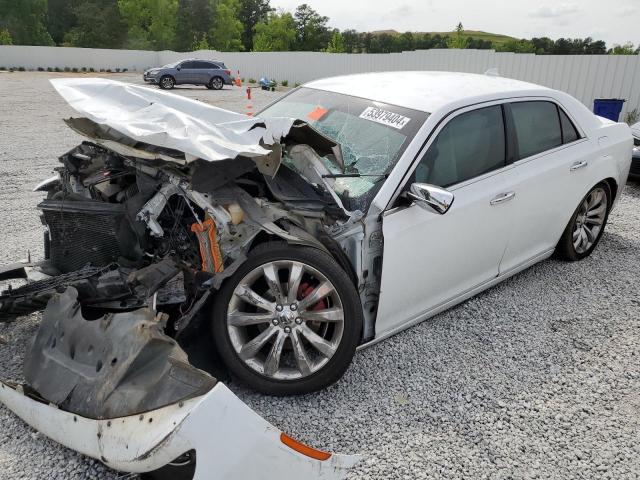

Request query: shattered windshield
[{"left": 259, "top": 87, "right": 428, "bottom": 204}]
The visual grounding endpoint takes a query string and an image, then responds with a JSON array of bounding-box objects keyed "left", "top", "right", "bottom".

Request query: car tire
[
  {"left": 209, "top": 76, "right": 224, "bottom": 90},
  {"left": 211, "top": 242, "right": 363, "bottom": 395},
  {"left": 555, "top": 182, "right": 611, "bottom": 261},
  {"left": 159, "top": 75, "right": 175, "bottom": 90}
]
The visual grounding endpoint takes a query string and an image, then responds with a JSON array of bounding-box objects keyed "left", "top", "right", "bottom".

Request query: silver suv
[{"left": 143, "top": 59, "right": 234, "bottom": 90}]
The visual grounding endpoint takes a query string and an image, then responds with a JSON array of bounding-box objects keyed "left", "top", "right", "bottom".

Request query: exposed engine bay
[{"left": 0, "top": 117, "right": 382, "bottom": 341}]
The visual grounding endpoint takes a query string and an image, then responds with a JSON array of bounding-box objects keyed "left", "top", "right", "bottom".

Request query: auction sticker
[{"left": 359, "top": 106, "right": 410, "bottom": 130}]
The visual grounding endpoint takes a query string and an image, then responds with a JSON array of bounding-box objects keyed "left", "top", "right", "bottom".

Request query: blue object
[{"left": 593, "top": 99, "right": 625, "bottom": 122}]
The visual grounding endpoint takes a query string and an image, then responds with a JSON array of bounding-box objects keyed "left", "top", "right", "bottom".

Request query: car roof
[
  {"left": 304, "top": 71, "right": 551, "bottom": 113},
  {"left": 180, "top": 59, "right": 222, "bottom": 64}
]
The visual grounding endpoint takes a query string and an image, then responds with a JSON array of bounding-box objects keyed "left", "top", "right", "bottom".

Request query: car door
[
  {"left": 375, "top": 104, "right": 517, "bottom": 337},
  {"left": 498, "top": 100, "right": 592, "bottom": 273},
  {"left": 194, "top": 61, "right": 215, "bottom": 84},
  {"left": 177, "top": 61, "right": 197, "bottom": 84}
]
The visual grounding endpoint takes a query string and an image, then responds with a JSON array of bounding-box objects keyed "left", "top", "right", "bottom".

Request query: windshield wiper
[{"left": 322, "top": 173, "right": 388, "bottom": 178}]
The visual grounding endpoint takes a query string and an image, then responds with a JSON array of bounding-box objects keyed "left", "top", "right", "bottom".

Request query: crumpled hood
[{"left": 51, "top": 78, "right": 300, "bottom": 163}]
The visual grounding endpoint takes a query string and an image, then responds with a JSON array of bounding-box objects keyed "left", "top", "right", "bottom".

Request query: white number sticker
[{"left": 359, "top": 106, "right": 411, "bottom": 130}]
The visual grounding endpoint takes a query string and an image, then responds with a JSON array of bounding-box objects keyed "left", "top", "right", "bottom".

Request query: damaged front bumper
[
  {"left": 0, "top": 287, "right": 360, "bottom": 479},
  {"left": 0, "top": 382, "right": 359, "bottom": 479}
]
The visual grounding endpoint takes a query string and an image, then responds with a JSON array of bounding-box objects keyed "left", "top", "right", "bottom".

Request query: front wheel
[
  {"left": 211, "top": 243, "right": 363, "bottom": 395},
  {"left": 159, "top": 75, "right": 175, "bottom": 90},
  {"left": 556, "top": 182, "right": 611, "bottom": 261}
]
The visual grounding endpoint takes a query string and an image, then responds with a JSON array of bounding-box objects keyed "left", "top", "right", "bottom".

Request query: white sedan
[
  {"left": 229, "top": 71, "right": 633, "bottom": 392},
  {"left": 0, "top": 72, "right": 633, "bottom": 479}
]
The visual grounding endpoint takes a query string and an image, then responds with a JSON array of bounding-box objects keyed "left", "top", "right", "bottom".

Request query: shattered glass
[{"left": 260, "top": 88, "right": 429, "bottom": 202}]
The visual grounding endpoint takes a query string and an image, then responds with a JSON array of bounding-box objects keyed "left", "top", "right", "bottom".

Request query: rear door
[
  {"left": 498, "top": 100, "right": 592, "bottom": 273},
  {"left": 194, "top": 61, "right": 216, "bottom": 84},
  {"left": 376, "top": 104, "right": 517, "bottom": 337}
]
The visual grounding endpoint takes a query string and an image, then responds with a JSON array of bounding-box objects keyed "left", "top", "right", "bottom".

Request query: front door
[
  {"left": 177, "top": 61, "right": 198, "bottom": 84},
  {"left": 376, "top": 104, "right": 517, "bottom": 337}
]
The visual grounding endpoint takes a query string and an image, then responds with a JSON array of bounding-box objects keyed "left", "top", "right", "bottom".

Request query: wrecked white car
[{"left": 0, "top": 72, "right": 633, "bottom": 478}]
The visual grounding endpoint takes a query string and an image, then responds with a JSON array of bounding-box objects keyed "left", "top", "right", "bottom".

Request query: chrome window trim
[{"left": 382, "top": 95, "right": 589, "bottom": 212}]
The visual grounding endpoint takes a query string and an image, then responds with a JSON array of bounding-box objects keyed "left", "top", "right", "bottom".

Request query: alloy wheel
[
  {"left": 226, "top": 260, "right": 345, "bottom": 381},
  {"left": 572, "top": 187, "right": 607, "bottom": 254},
  {"left": 211, "top": 77, "right": 223, "bottom": 90},
  {"left": 161, "top": 77, "right": 174, "bottom": 89}
]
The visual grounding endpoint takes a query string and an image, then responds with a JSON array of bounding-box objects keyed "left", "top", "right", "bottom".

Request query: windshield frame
[{"left": 258, "top": 87, "right": 430, "bottom": 210}]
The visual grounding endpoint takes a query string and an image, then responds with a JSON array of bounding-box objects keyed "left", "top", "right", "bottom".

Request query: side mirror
[
  {"left": 405, "top": 183, "right": 454, "bottom": 215},
  {"left": 176, "top": 66, "right": 181, "bottom": 71}
]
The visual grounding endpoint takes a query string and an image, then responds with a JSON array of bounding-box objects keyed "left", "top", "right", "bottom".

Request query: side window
[
  {"left": 558, "top": 108, "right": 580, "bottom": 144},
  {"left": 195, "top": 61, "right": 216, "bottom": 69},
  {"left": 181, "top": 61, "right": 196, "bottom": 69},
  {"left": 415, "top": 105, "right": 506, "bottom": 188},
  {"left": 510, "top": 101, "right": 562, "bottom": 159}
]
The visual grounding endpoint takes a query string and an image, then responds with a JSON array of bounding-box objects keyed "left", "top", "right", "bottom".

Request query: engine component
[
  {"left": 40, "top": 199, "right": 129, "bottom": 273},
  {"left": 191, "top": 218, "right": 224, "bottom": 273}
]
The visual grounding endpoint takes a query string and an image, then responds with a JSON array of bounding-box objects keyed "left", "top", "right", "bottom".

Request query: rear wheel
[
  {"left": 159, "top": 75, "right": 175, "bottom": 90},
  {"left": 556, "top": 182, "right": 611, "bottom": 261},
  {"left": 209, "top": 76, "right": 223, "bottom": 90},
  {"left": 211, "top": 243, "right": 362, "bottom": 395}
]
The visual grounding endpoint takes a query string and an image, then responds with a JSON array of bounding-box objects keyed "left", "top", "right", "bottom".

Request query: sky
[{"left": 271, "top": 0, "right": 638, "bottom": 47}]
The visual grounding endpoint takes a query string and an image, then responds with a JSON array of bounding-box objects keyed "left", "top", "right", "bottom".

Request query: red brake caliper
[{"left": 298, "top": 282, "right": 327, "bottom": 311}]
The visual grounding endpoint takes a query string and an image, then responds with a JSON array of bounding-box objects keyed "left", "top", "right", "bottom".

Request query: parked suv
[{"left": 143, "top": 59, "right": 234, "bottom": 90}]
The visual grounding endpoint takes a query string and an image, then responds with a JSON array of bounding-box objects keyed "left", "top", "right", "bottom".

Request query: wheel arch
[
  {"left": 247, "top": 231, "right": 360, "bottom": 290},
  {"left": 602, "top": 177, "right": 618, "bottom": 206}
]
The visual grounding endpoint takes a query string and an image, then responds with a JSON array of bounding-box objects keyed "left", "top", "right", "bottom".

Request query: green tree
[
  {"left": 0, "top": 28, "right": 12, "bottom": 45},
  {"left": 293, "top": 3, "right": 329, "bottom": 51},
  {"left": 175, "top": 0, "right": 213, "bottom": 51},
  {"left": 210, "top": 0, "right": 243, "bottom": 51},
  {"left": 497, "top": 39, "right": 536, "bottom": 53},
  {"left": 609, "top": 42, "right": 636, "bottom": 55},
  {"left": 253, "top": 11, "right": 296, "bottom": 51},
  {"left": 396, "top": 31, "right": 414, "bottom": 52},
  {"left": 46, "top": 0, "right": 78, "bottom": 45},
  {"left": 118, "top": 0, "right": 178, "bottom": 50},
  {"left": 0, "top": 0, "right": 53, "bottom": 45},
  {"left": 447, "top": 22, "right": 468, "bottom": 49},
  {"left": 64, "top": 0, "right": 126, "bottom": 48},
  {"left": 237, "top": 0, "right": 272, "bottom": 51},
  {"left": 341, "top": 29, "right": 360, "bottom": 53},
  {"left": 325, "top": 29, "right": 345, "bottom": 53}
]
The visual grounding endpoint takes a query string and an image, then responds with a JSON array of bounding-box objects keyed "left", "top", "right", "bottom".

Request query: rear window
[
  {"left": 559, "top": 108, "right": 580, "bottom": 143},
  {"left": 511, "top": 101, "right": 562, "bottom": 159}
]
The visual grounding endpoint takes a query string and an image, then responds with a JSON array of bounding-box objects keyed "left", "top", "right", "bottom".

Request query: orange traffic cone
[
  {"left": 235, "top": 70, "right": 242, "bottom": 87},
  {"left": 246, "top": 87, "right": 253, "bottom": 116}
]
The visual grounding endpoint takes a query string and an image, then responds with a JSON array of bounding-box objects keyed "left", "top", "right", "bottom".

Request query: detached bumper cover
[{"left": 0, "top": 382, "right": 360, "bottom": 479}]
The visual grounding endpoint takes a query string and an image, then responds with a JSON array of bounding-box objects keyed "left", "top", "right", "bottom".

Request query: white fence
[{"left": 1, "top": 45, "right": 639, "bottom": 118}]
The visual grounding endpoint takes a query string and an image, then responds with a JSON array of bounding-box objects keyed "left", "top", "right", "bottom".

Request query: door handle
[
  {"left": 570, "top": 160, "right": 588, "bottom": 171},
  {"left": 490, "top": 191, "right": 516, "bottom": 205}
]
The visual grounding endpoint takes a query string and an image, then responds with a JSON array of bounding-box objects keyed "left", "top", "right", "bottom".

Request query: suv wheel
[
  {"left": 209, "top": 76, "right": 223, "bottom": 90},
  {"left": 159, "top": 75, "right": 175, "bottom": 90},
  {"left": 211, "top": 243, "right": 363, "bottom": 395}
]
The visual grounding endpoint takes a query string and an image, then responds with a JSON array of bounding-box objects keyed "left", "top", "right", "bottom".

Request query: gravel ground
[{"left": 0, "top": 72, "right": 639, "bottom": 480}]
